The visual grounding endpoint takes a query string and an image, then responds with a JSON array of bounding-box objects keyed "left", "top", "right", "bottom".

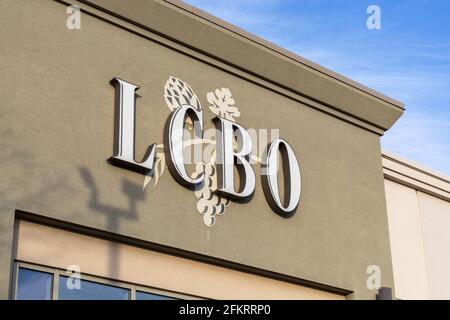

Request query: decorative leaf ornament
[
  {"left": 207, "top": 88, "right": 241, "bottom": 121},
  {"left": 143, "top": 76, "right": 244, "bottom": 227},
  {"left": 142, "top": 145, "right": 165, "bottom": 191},
  {"left": 164, "top": 76, "right": 201, "bottom": 111}
]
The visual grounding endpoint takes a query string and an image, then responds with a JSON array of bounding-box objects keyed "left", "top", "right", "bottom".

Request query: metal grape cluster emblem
[{"left": 143, "top": 76, "right": 248, "bottom": 226}]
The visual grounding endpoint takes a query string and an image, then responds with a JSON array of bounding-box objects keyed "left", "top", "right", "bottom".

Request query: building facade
[
  {"left": 0, "top": 0, "right": 448, "bottom": 300},
  {"left": 383, "top": 153, "right": 450, "bottom": 300}
]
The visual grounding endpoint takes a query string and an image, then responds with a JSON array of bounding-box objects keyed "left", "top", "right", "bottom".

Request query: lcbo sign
[{"left": 107, "top": 77, "right": 302, "bottom": 226}]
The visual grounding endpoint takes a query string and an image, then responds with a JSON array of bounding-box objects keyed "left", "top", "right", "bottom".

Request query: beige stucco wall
[
  {"left": 15, "top": 220, "right": 344, "bottom": 300},
  {"left": 383, "top": 153, "right": 450, "bottom": 300},
  {"left": 0, "top": 0, "right": 402, "bottom": 299}
]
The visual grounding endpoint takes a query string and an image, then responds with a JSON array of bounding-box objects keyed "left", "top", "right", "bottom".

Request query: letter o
[{"left": 261, "top": 139, "right": 301, "bottom": 218}]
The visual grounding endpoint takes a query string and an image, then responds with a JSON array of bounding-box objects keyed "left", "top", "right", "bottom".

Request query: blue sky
[{"left": 184, "top": 0, "right": 450, "bottom": 175}]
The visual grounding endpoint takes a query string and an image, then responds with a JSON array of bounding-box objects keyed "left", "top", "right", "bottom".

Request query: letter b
[{"left": 213, "top": 117, "right": 255, "bottom": 200}]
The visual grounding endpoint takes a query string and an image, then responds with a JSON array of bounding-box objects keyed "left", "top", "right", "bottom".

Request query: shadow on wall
[
  {"left": 0, "top": 125, "right": 77, "bottom": 245},
  {"left": 0, "top": 124, "right": 79, "bottom": 296},
  {"left": 78, "top": 167, "right": 145, "bottom": 279}
]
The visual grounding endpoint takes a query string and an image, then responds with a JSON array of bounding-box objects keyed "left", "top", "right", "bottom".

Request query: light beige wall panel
[
  {"left": 16, "top": 221, "right": 344, "bottom": 300},
  {"left": 384, "top": 180, "right": 429, "bottom": 299},
  {"left": 417, "top": 192, "right": 450, "bottom": 299}
]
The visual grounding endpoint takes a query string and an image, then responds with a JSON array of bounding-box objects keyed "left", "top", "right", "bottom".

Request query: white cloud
[{"left": 382, "top": 112, "right": 450, "bottom": 175}]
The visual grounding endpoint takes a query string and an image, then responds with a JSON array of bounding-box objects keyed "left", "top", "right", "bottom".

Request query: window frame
[
  {"left": 12, "top": 263, "right": 55, "bottom": 300},
  {"left": 13, "top": 261, "right": 202, "bottom": 300}
]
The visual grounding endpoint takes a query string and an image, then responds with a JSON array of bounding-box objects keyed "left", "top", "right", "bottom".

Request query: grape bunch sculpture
[{"left": 143, "top": 76, "right": 242, "bottom": 226}]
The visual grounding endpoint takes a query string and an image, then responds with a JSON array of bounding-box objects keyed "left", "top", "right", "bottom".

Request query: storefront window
[
  {"left": 16, "top": 268, "right": 53, "bottom": 300},
  {"left": 136, "top": 291, "right": 175, "bottom": 300},
  {"left": 58, "top": 276, "right": 130, "bottom": 300},
  {"left": 14, "top": 262, "right": 189, "bottom": 300}
]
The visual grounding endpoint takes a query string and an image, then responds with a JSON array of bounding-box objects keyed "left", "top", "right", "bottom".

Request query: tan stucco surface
[
  {"left": 16, "top": 220, "right": 344, "bottom": 300},
  {"left": 78, "top": 0, "right": 403, "bottom": 132},
  {"left": 0, "top": 0, "right": 397, "bottom": 299}
]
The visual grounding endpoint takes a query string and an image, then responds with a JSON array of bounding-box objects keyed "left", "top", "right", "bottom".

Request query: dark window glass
[
  {"left": 16, "top": 268, "right": 53, "bottom": 300},
  {"left": 58, "top": 276, "right": 130, "bottom": 300},
  {"left": 136, "top": 291, "right": 176, "bottom": 300}
]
